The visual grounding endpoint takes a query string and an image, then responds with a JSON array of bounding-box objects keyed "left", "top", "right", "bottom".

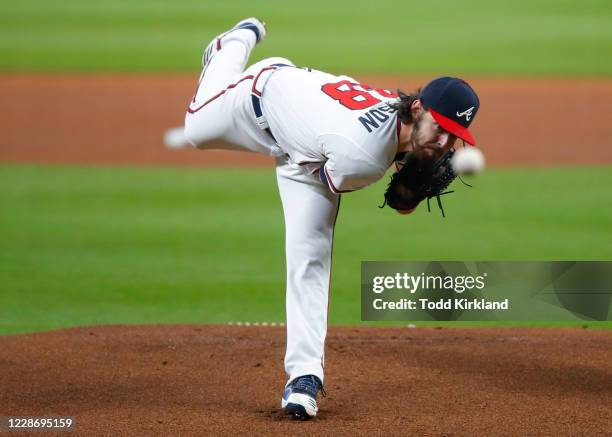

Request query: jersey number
[{"left": 321, "top": 80, "right": 397, "bottom": 110}]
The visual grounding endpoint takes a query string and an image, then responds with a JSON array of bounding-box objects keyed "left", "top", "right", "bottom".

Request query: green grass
[
  {"left": 1, "top": 164, "right": 611, "bottom": 334},
  {"left": 1, "top": 0, "right": 611, "bottom": 75}
]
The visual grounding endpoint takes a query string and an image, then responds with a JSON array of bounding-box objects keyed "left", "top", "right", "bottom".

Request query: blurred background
[{"left": 1, "top": 0, "right": 611, "bottom": 334}]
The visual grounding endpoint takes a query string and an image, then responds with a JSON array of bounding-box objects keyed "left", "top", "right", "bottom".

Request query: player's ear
[{"left": 411, "top": 99, "right": 423, "bottom": 118}]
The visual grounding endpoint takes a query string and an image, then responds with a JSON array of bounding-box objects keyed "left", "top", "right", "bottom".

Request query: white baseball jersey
[{"left": 263, "top": 67, "right": 400, "bottom": 193}]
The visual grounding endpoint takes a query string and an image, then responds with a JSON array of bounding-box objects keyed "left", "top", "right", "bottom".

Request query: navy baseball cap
[{"left": 420, "top": 77, "right": 480, "bottom": 145}]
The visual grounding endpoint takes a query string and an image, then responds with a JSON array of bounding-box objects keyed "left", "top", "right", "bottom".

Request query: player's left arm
[{"left": 317, "top": 140, "right": 387, "bottom": 194}]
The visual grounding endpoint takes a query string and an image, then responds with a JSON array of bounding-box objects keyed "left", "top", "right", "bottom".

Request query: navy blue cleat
[
  {"left": 231, "top": 17, "right": 267, "bottom": 43},
  {"left": 202, "top": 17, "right": 267, "bottom": 67},
  {"left": 281, "top": 375, "right": 324, "bottom": 420}
]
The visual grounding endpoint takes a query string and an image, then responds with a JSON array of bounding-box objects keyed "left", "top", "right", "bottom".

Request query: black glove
[{"left": 380, "top": 149, "right": 457, "bottom": 217}]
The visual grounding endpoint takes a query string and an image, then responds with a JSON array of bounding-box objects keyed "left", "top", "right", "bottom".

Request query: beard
[
  {"left": 410, "top": 114, "right": 440, "bottom": 160},
  {"left": 409, "top": 114, "right": 422, "bottom": 147}
]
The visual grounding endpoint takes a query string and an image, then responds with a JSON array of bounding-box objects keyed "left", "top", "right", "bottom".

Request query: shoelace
[{"left": 292, "top": 375, "right": 326, "bottom": 397}]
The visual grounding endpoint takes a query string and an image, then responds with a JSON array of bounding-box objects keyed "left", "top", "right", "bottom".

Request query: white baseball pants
[{"left": 183, "top": 25, "right": 340, "bottom": 385}]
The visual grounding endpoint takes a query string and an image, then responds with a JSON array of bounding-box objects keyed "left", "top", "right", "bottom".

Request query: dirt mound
[{"left": 1, "top": 325, "right": 611, "bottom": 436}]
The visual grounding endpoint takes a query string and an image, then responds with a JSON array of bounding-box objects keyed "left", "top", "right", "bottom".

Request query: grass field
[
  {"left": 1, "top": 164, "right": 611, "bottom": 334},
  {"left": 1, "top": 0, "right": 611, "bottom": 75},
  {"left": 1, "top": 2, "right": 611, "bottom": 334}
]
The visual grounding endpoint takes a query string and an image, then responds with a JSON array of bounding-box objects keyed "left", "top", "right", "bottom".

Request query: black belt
[
  {"left": 250, "top": 93, "right": 277, "bottom": 142},
  {"left": 250, "top": 63, "right": 292, "bottom": 143}
]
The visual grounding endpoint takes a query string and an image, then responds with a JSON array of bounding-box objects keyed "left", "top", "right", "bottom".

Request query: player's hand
[{"left": 380, "top": 150, "right": 457, "bottom": 216}]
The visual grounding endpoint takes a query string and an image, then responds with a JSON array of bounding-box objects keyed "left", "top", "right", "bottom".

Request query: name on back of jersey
[{"left": 358, "top": 104, "right": 397, "bottom": 133}]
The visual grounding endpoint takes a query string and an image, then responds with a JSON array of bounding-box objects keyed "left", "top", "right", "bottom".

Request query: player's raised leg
[
  {"left": 194, "top": 17, "right": 266, "bottom": 103},
  {"left": 183, "top": 18, "right": 266, "bottom": 148},
  {"left": 276, "top": 156, "right": 340, "bottom": 419}
]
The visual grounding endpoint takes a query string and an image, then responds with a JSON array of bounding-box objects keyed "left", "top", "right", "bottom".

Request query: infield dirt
[
  {"left": 1, "top": 325, "right": 611, "bottom": 436},
  {"left": 2, "top": 74, "right": 612, "bottom": 167}
]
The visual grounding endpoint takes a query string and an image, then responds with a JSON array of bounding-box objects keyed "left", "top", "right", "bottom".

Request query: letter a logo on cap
[{"left": 456, "top": 106, "right": 475, "bottom": 121}]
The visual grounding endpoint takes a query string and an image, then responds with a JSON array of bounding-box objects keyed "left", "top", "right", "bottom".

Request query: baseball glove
[{"left": 380, "top": 149, "right": 458, "bottom": 217}]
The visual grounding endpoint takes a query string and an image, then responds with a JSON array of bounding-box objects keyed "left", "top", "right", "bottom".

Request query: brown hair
[{"left": 388, "top": 89, "right": 421, "bottom": 124}]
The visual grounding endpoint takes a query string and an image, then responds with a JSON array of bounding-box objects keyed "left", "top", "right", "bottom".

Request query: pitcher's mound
[{"left": 1, "top": 325, "right": 611, "bottom": 435}]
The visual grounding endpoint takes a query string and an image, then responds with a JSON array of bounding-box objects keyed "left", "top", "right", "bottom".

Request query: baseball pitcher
[{"left": 180, "top": 18, "right": 480, "bottom": 420}]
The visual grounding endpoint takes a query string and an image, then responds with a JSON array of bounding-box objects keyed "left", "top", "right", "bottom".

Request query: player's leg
[
  {"left": 275, "top": 156, "right": 341, "bottom": 386},
  {"left": 184, "top": 18, "right": 265, "bottom": 147},
  {"left": 242, "top": 57, "right": 295, "bottom": 77},
  {"left": 192, "top": 18, "right": 266, "bottom": 105}
]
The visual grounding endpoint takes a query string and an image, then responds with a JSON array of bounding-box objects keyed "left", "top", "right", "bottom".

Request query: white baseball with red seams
[
  {"left": 183, "top": 18, "right": 400, "bottom": 389},
  {"left": 451, "top": 146, "right": 485, "bottom": 175}
]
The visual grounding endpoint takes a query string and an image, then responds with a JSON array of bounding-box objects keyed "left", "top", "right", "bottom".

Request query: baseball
[{"left": 451, "top": 147, "right": 485, "bottom": 175}]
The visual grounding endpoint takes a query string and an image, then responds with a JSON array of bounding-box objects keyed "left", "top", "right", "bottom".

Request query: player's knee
[
  {"left": 184, "top": 115, "right": 226, "bottom": 149},
  {"left": 183, "top": 118, "right": 199, "bottom": 148},
  {"left": 184, "top": 117, "right": 216, "bottom": 149}
]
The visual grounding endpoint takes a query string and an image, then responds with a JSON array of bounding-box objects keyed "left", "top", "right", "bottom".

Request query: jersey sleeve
[{"left": 318, "top": 134, "right": 387, "bottom": 194}]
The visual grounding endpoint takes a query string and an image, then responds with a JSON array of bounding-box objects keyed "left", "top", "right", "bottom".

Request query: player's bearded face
[{"left": 410, "top": 110, "right": 457, "bottom": 160}]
